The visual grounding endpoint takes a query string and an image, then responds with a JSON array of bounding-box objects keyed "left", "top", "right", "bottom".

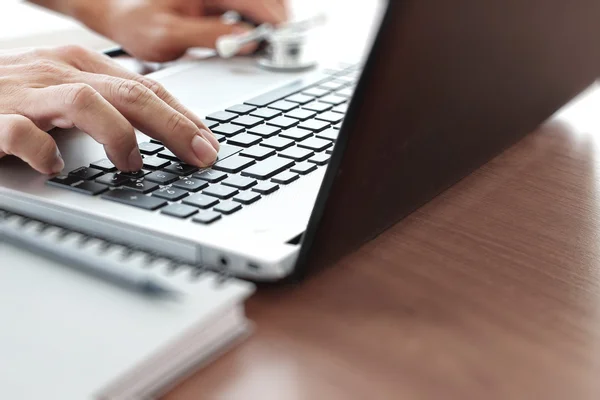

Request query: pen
[{"left": 0, "top": 218, "right": 181, "bottom": 300}]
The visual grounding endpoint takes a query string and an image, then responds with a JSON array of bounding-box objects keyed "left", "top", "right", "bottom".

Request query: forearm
[{"left": 27, "top": 0, "right": 110, "bottom": 35}]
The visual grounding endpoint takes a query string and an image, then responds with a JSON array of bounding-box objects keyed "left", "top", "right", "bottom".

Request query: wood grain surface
[{"left": 164, "top": 86, "right": 600, "bottom": 400}]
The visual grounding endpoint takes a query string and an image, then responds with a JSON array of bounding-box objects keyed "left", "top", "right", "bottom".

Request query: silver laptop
[{"left": 2, "top": 0, "right": 596, "bottom": 282}]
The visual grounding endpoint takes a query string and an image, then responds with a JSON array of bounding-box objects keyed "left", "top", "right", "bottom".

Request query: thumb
[{"left": 174, "top": 18, "right": 258, "bottom": 54}]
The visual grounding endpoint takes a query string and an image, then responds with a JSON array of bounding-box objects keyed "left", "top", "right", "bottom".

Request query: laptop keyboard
[{"left": 46, "top": 66, "right": 360, "bottom": 225}]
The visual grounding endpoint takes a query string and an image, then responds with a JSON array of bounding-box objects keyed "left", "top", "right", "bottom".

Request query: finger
[
  {"left": 67, "top": 50, "right": 220, "bottom": 151},
  {"left": 170, "top": 17, "right": 258, "bottom": 55},
  {"left": 210, "top": 0, "right": 288, "bottom": 23},
  {"left": 0, "top": 114, "right": 63, "bottom": 175},
  {"left": 79, "top": 73, "right": 217, "bottom": 168},
  {"left": 19, "top": 84, "right": 142, "bottom": 172}
]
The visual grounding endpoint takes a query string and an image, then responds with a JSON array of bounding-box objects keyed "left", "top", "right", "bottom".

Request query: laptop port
[{"left": 248, "top": 262, "right": 260, "bottom": 270}]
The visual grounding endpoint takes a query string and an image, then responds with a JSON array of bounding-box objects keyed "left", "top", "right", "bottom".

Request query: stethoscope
[{"left": 216, "top": 13, "right": 327, "bottom": 72}]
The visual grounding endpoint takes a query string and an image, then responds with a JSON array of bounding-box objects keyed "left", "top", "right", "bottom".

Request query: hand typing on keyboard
[
  {"left": 31, "top": 0, "right": 288, "bottom": 63},
  {"left": 0, "top": 46, "right": 220, "bottom": 174},
  {"left": 45, "top": 66, "right": 356, "bottom": 222}
]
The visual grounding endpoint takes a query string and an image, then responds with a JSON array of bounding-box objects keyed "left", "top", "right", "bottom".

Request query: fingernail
[
  {"left": 200, "top": 129, "right": 220, "bottom": 152},
  {"left": 52, "top": 149, "right": 65, "bottom": 174},
  {"left": 192, "top": 134, "right": 218, "bottom": 166},
  {"left": 128, "top": 147, "right": 143, "bottom": 171}
]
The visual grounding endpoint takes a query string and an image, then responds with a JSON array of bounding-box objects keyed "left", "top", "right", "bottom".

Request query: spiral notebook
[{"left": 0, "top": 209, "right": 255, "bottom": 400}]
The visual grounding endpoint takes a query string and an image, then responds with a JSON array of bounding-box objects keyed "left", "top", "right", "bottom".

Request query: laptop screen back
[{"left": 295, "top": 0, "right": 600, "bottom": 277}]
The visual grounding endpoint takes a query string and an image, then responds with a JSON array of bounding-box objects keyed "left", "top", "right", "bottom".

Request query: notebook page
[{"left": 0, "top": 241, "right": 252, "bottom": 400}]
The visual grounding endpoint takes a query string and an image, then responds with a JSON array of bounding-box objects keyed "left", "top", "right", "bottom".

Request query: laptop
[{"left": 1, "top": 0, "right": 598, "bottom": 282}]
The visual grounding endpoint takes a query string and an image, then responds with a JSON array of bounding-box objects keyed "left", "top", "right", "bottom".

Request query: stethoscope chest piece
[
  {"left": 257, "top": 31, "right": 318, "bottom": 72},
  {"left": 216, "top": 13, "right": 326, "bottom": 73}
]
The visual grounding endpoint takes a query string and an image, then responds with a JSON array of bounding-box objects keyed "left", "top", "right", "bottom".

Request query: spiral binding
[{"left": 0, "top": 208, "right": 230, "bottom": 284}]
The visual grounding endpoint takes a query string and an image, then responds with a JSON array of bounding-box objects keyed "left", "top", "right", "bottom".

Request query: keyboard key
[
  {"left": 214, "top": 201, "right": 242, "bottom": 215},
  {"left": 240, "top": 146, "right": 276, "bottom": 161},
  {"left": 286, "top": 109, "right": 317, "bottom": 121},
  {"left": 266, "top": 116, "right": 298, "bottom": 129},
  {"left": 242, "top": 157, "right": 295, "bottom": 180},
  {"left": 149, "top": 139, "right": 162, "bottom": 145},
  {"left": 119, "top": 170, "right": 150, "bottom": 179},
  {"left": 193, "top": 169, "right": 227, "bottom": 183},
  {"left": 247, "top": 124, "right": 281, "bottom": 137},
  {"left": 102, "top": 189, "right": 167, "bottom": 210},
  {"left": 212, "top": 123, "right": 245, "bottom": 136},
  {"left": 157, "top": 149, "right": 180, "bottom": 161},
  {"left": 201, "top": 119, "right": 219, "bottom": 129},
  {"left": 95, "top": 173, "right": 129, "bottom": 187},
  {"left": 308, "top": 153, "right": 331, "bottom": 166},
  {"left": 172, "top": 177, "right": 208, "bottom": 192},
  {"left": 163, "top": 163, "right": 198, "bottom": 176},
  {"left": 291, "top": 162, "right": 317, "bottom": 175},
  {"left": 298, "top": 120, "right": 330, "bottom": 132},
  {"left": 303, "top": 102, "right": 333, "bottom": 113},
  {"left": 286, "top": 94, "right": 313, "bottom": 105},
  {"left": 152, "top": 187, "right": 189, "bottom": 201},
  {"left": 144, "top": 171, "right": 179, "bottom": 185},
  {"left": 303, "top": 87, "right": 329, "bottom": 97},
  {"left": 278, "top": 147, "right": 314, "bottom": 162},
  {"left": 143, "top": 157, "right": 170, "bottom": 170},
  {"left": 183, "top": 194, "right": 220, "bottom": 209},
  {"left": 51, "top": 174, "right": 82, "bottom": 185},
  {"left": 319, "top": 80, "right": 346, "bottom": 91},
  {"left": 332, "top": 104, "right": 349, "bottom": 114},
  {"left": 222, "top": 176, "right": 257, "bottom": 190},
  {"left": 244, "top": 76, "right": 327, "bottom": 107},
  {"left": 69, "top": 166, "right": 104, "bottom": 180},
  {"left": 122, "top": 178, "right": 159, "bottom": 194},
  {"left": 250, "top": 108, "right": 282, "bottom": 120},
  {"left": 214, "top": 133, "right": 226, "bottom": 143},
  {"left": 71, "top": 181, "right": 109, "bottom": 196},
  {"left": 260, "top": 136, "right": 294, "bottom": 151},
  {"left": 206, "top": 111, "right": 237, "bottom": 123},
  {"left": 203, "top": 184, "right": 239, "bottom": 199},
  {"left": 47, "top": 175, "right": 82, "bottom": 189},
  {"left": 267, "top": 100, "right": 298, "bottom": 112},
  {"left": 280, "top": 128, "right": 313, "bottom": 141},
  {"left": 234, "top": 191, "right": 261, "bottom": 205},
  {"left": 336, "top": 87, "right": 354, "bottom": 97},
  {"left": 226, "top": 104, "right": 256, "bottom": 114},
  {"left": 212, "top": 155, "right": 255, "bottom": 173},
  {"left": 138, "top": 142, "right": 163, "bottom": 155},
  {"left": 326, "top": 149, "right": 333, "bottom": 154},
  {"left": 160, "top": 204, "right": 198, "bottom": 219},
  {"left": 271, "top": 171, "right": 299, "bottom": 185},
  {"left": 298, "top": 137, "right": 333, "bottom": 152},
  {"left": 335, "top": 74, "right": 357, "bottom": 83},
  {"left": 252, "top": 181, "right": 279, "bottom": 195},
  {"left": 90, "top": 159, "right": 116, "bottom": 172},
  {"left": 227, "top": 133, "right": 262, "bottom": 147},
  {"left": 315, "top": 111, "right": 344, "bottom": 124},
  {"left": 316, "top": 128, "right": 339, "bottom": 141},
  {"left": 320, "top": 94, "right": 347, "bottom": 106},
  {"left": 193, "top": 211, "right": 222, "bottom": 224},
  {"left": 216, "top": 143, "right": 243, "bottom": 161},
  {"left": 333, "top": 123, "right": 342, "bottom": 130},
  {"left": 231, "top": 115, "right": 263, "bottom": 128}
]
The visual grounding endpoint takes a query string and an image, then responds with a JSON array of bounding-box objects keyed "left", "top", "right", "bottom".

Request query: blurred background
[{"left": 0, "top": 0, "right": 385, "bottom": 65}]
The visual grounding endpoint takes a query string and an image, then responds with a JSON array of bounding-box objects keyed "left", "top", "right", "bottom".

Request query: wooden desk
[{"left": 165, "top": 85, "right": 600, "bottom": 399}]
